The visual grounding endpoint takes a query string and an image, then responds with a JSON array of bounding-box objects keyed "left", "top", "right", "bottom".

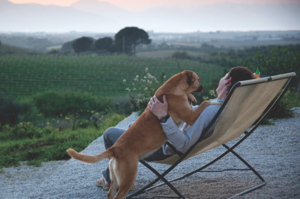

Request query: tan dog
[{"left": 66, "top": 71, "right": 221, "bottom": 199}]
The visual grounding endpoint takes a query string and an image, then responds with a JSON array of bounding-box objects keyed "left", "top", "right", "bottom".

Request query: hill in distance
[
  {"left": 0, "top": 0, "right": 121, "bottom": 32},
  {"left": 1, "top": 0, "right": 300, "bottom": 32}
]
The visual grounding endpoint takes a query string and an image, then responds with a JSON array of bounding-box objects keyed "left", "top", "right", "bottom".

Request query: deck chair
[{"left": 126, "top": 72, "right": 296, "bottom": 199}]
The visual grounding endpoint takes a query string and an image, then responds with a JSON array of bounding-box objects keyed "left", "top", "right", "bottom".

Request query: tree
[
  {"left": 115, "top": 27, "right": 151, "bottom": 55},
  {"left": 94, "top": 37, "right": 114, "bottom": 52},
  {"left": 72, "top": 37, "right": 94, "bottom": 53},
  {"left": 61, "top": 40, "right": 74, "bottom": 52}
]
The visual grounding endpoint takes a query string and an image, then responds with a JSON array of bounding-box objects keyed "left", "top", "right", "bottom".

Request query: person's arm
[
  {"left": 148, "top": 95, "right": 219, "bottom": 153},
  {"left": 161, "top": 106, "right": 219, "bottom": 154}
]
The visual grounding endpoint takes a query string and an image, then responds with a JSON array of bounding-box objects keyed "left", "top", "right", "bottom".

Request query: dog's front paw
[{"left": 188, "top": 94, "right": 197, "bottom": 104}]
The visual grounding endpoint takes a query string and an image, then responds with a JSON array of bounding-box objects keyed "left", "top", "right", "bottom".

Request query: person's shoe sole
[{"left": 95, "top": 177, "right": 110, "bottom": 191}]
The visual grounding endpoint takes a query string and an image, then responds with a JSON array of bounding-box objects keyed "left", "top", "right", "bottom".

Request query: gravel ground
[{"left": 1, "top": 109, "right": 299, "bottom": 199}]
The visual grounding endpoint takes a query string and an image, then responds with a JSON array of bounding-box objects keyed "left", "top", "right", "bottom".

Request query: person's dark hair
[{"left": 226, "top": 66, "right": 254, "bottom": 92}]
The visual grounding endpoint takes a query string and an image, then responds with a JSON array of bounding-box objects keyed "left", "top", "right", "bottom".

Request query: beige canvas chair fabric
[{"left": 152, "top": 72, "right": 296, "bottom": 165}]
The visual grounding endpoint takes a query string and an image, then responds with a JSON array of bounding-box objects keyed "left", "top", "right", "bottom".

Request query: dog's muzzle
[{"left": 194, "top": 85, "right": 204, "bottom": 93}]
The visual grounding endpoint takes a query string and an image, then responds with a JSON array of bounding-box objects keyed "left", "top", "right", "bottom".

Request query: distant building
[
  {"left": 233, "top": 35, "right": 282, "bottom": 41},
  {"left": 257, "top": 36, "right": 281, "bottom": 41},
  {"left": 150, "top": 34, "right": 183, "bottom": 40},
  {"left": 233, "top": 36, "right": 256, "bottom": 41}
]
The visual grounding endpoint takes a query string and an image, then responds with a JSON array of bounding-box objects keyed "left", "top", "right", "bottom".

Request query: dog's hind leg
[
  {"left": 107, "top": 158, "right": 118, "bottom": 199},
  {"left": 113, "top": 158, "right": 138, "bottom": 199}
]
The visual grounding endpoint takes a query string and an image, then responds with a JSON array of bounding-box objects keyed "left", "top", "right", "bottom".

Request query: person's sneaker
[{"left": 95, "top": 177, "right": 110, "bottom": 191}]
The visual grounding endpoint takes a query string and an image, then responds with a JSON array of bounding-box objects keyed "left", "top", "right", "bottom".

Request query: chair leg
[
  {"left": 127, "top": 147, "right": 233, "bottom": 198},
  {"left": 134, "top": 146, "right": 235, "bottom": 194},
  {"left": 222, "top": 144, "right": 266, "bottom": 198},
  {"left": 131, "top": 144, "right": 266, "bottom": 198},
  {"left": 126, "top": 160, "right": 185, "bottom": 199}
]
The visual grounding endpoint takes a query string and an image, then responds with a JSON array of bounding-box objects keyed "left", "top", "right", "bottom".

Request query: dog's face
[{"left": 184, "top": 71, "right": 203, "bottom": 93}]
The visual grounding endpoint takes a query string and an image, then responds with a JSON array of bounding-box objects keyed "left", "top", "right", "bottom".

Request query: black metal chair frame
[{"left": 126, "top": 75, "right": 294, "bottom": 199}]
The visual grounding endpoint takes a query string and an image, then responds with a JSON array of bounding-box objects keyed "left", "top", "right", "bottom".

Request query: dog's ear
[{"left": 187, "top": 72, "right": 195, "bottom": 86}]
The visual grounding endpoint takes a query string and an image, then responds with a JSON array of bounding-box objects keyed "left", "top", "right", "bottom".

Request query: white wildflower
[
  {"left": 134, "top": 75, "right": 139, "bottom": 81},
  {"left": 145, "top": 68, "right": 148, "bottom": 72},
  {"left": 123, "top": 79, "right": 126, "bottom": 83},
  {"left": 147, "top": 73, "right": 154, "bottom": 79}
]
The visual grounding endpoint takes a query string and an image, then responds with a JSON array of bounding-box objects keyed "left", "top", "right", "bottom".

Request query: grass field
[{"left": 0, "top": 55, "right": 224, "bottom": 98}]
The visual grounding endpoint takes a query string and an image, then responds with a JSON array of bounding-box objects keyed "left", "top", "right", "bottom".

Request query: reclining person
[{"left": 96, "top": 66, "right": 255, "bottom": 190}]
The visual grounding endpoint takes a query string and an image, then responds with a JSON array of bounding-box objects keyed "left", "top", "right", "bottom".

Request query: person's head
[{"left": 216, "top": 66, "right": 254, "bottom": 99}]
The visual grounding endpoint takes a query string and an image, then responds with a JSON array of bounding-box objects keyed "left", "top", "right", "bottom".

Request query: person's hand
[{"left": 148, "top": 95, "right": 168, "bottom": 119}]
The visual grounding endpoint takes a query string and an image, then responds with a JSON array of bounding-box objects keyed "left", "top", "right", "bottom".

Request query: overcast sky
[{"left": 10, "top": 0, "right": 300, "bottom": 11}]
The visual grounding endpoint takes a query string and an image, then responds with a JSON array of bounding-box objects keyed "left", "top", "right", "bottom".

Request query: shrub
[
  {"left": 172, "top": 51, "right": 190, "bottom": 59},
  {"left": 10, "top": 122, "right": 41, "bottom": 139},
  {"left": 0, "top": 113, "right": 125, "bottom": 167},
  {"left": 17, "top": 98, "right": 39, "bottom": 122},
  {"left": 42, "top": 126, "right": 53, "bottom": 134},
  {"left": 76, "top": 120, "right": 91, "bottom": 129},
  {"left": 113, "top": 97, "right": 134, "bottom": 116},
  {"left": 245, "top": 45, "right": 300, "bottom": 88},
  {"left": 123, "top": 68, "right": 166, "bottom": 114},
  {"left": 32, "top": 90, "right": 114, "bottom": 118},
  {"left": 0, "top": 94, "right": 20, "bottom": 126}
]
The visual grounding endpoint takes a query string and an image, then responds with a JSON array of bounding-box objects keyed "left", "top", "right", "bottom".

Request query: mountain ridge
[
  {"left": 1, "top": 0, "right": 300, "bottom": 32},
  {"left": 0, "top": 0, "right": 121, "bottom": 32}
]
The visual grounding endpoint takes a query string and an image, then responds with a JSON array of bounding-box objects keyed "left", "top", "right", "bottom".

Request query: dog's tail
[{"left": 66, "top": 148, "right": 113, "bottom": 164}]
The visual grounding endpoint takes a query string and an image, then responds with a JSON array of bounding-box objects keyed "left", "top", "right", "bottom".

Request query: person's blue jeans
[{"left": 101, "top": 127, "right": 171, "bottom": 183}]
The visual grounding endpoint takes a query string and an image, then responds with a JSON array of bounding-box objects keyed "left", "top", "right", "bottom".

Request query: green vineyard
[{"left": 0, "top": 55, "right": 224, "bottom": 98}]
